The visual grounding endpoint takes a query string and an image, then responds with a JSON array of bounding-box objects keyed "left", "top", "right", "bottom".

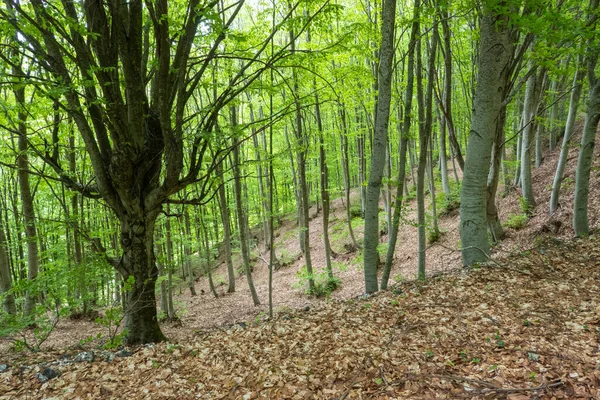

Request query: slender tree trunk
[
  {"left": 232, "top": 108, "right": 260, "bottom": 305},
  {"left": 15, "top": 86, "right": 39, "bottom": 318},
  {"left": 183, "top": 209, "right": 197, "bottom": 296},
  {"left": 519, "top": 64, "right": 545, "bottom": 212},
  {"left": 438, "top": 110, "right": 451, "bottom": 197},
  {"left": 217, "top": 163, "right": 236, "bottom": 293},
  {"left": 439, "top": 7, "right": 463, "bottom": 176},
  {"left": 549, "top": 55, "right": 585, "bottom": 214},
  {"left": 339, "top": 107, "right": 360, "bottom": 249},
  {"left": 268, "top": 60, "right": 275, "bottom": 318},
  {"left": 548, "top": 76, "right": 560, "bottom": 151},
  {"left": 156, "top": 242, "right": 169, "bottom": 315},
  {"left": 199, "top": 212, "right": 218, "bottom": 299},
  {"left": 289, "top": 30, "right": 315, "bottom": 293},
  {"left": 460, "top": 6, "right": 513, "bottom": 266},
  {"left": 427, "top": 134, "right": 440, "bottom": 237},
  {"left": 248, "top": 101, "right": 270, "bottom": 251},
  {"left": 357, "top": 110, "right": 368, "bottom": 215},
  {"left": 363, "top": 0, "right": 396, "bottom": 293},
  {"left": 315, "top": 89, "right": 334, "bottom": 280},
  {"left": 487, "top": 107, "right": 507, "bottom": 242},
  {"left": 0, "top": 207, "right": 16, "bottom": 316},
  {"left": 416, "top": 23, "right": 438, "bottom": 280},
  {"left": 164, "top": 206, "right": 176, "bottom": 319},
  {"left": 381, "top": 1, "right": 419, "bottom": 289},
  {"left": 68, "top": 130, "right": 85, "bottom": 310}
]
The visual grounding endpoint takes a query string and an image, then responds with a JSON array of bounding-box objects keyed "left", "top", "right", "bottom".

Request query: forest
[{"left": 0, "top": 0, "right": 599, "bottom": 398}]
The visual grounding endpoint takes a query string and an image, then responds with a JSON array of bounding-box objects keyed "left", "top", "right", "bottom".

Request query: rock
[
  {"left": 237, "top": 322, "right": 247, "bottom": 329},
  {"left": 103, "top": 352, "right": 115, "bottom": 362},
  {"left": 282, "top": 315, "right": 291, "bottom": 321},
  {"left": 0, "top": 364, "right": 8, "bottom": 373},
  {"left": 37, "top": 367, "right": 60, "bottom": 382},
  {"left": 303, "top": 306, "right": 310, "bottom": 312},
  {"left": 74, "top": 351, "right": 95, "bottom": 363},
  {"left": 116, "top": 350, "right": 133, "bottom": 358}
]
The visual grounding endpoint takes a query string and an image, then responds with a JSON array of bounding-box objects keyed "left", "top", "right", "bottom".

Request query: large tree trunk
[
  {"left": 363, "top": 0, "right": 396, "bottom": 293},
  {"left": 460, "top": 6, "right": 513, "bottom": 266},
  {"left": 573, "top": 71, "right": 600, "bottom": 236},
  {"left": 549, "top": 55, "right": 585, "bottom": 214},
  {"left": 120, "top": 211, "right": 166, "bottom": 345}
]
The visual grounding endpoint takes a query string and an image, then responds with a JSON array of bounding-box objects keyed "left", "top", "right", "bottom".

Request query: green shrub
[
  {"left": 519, "top": 196, "right": 533, "bottom": 215},
  {"left": 505, "top": 213, "right": 528, "bottom": 230},
  {"left": 293, "top": 266, "right": 340, "bottom": 297},
  {"left": 427, "top": 229, "right": 443, "bottom": 244},
  {"left": 349, "top": 206, "right": 363, "bottom": 219},
  {"left": 95, "top": 306, "right": 127, "bottom": 349}
]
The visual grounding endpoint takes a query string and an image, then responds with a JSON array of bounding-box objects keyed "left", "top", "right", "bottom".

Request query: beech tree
[
  {"left": 0, "top": 0, "right": 324, "bottom": 344},
  {"left": 573, "top": 0, "right": 600, "bottom": 236},
  {"left": 363, "top": 0, "right": 396, "bottom": 293},
  {"left": 460, "top": 1, "right": 514, "bottom": 266}
]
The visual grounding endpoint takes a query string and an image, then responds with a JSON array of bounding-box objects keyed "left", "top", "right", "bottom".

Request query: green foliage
[
  {"left": 427, "top": 229, "right": 443, "bottom": 244},
  {"left": 349, "top": 206, "right": 363, "bottom": 219},
  {"left": 214, "top": 274, "right": 227, "bottom": 287},
  {"left": 505, "top": 213, "right": 528, "bottom": 230},
  {"left": 0, "top": 300, "right": 64, "bottom": 352},
  {"left": 94, "top": 307, "right": 127, "bottom": 349},
  {"left": 293, "top": 266, "right": 340, "bottom": 298},
  {"left": 519, "top": 196, "right": 534, "bottom": 215},
  {"left": 377, "top": 243, "right": 388, "bottom": 259}
]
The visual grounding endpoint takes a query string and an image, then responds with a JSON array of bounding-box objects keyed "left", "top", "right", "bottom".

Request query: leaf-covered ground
[{"left": 2, "top": 234, "right": 599, "bottom": 399}]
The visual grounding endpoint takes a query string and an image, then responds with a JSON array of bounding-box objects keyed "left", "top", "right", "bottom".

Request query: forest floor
[{"left": 1, "top": 124, "right": 600, "bottom": 399}]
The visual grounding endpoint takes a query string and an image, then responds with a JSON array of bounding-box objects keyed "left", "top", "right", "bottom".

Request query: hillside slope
[
  {"left": 2, "top": 234, "right": 599, "bottom": 399},
  {"left": 177, "top": 123, "right": 600, "bottom": 333}
]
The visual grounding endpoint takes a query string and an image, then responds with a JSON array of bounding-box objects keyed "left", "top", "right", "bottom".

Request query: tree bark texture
[
  {"left": 363, "top": 0, "right": 396, "bottom": 293},
  {"left": 460, "top": 7, "right": 513, "bottom": 266}
]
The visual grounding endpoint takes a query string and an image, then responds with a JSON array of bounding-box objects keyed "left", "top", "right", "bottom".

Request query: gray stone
[
  {"left": 74, "top": 351, "right": 95, "bottom": 363},
  {"left": 37, "top": 367, "right": 60, "bottom": 382},
  {"left": 115, "top": 350, "right": 133, "bottom": 358},
  {"left": 0, "top": 364, "right": 8, "bottom": 373}
]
